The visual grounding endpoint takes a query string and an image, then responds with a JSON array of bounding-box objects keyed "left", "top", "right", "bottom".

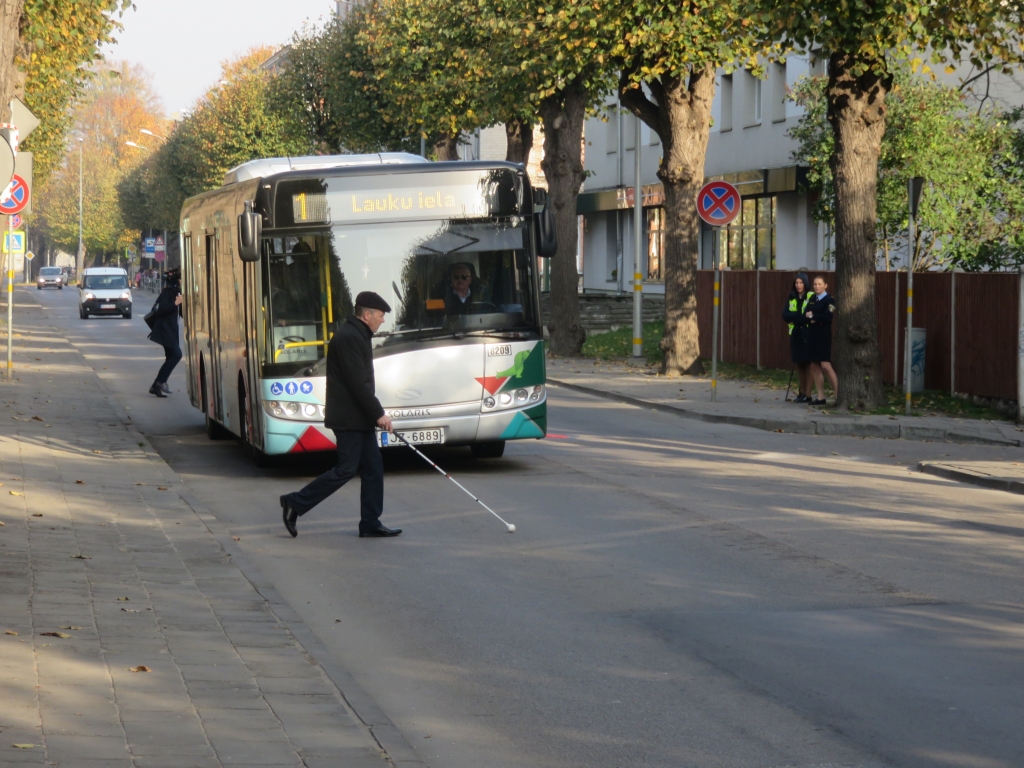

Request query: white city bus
[{"left": 179, "top": 153, "right": 556, "bottom": 466}]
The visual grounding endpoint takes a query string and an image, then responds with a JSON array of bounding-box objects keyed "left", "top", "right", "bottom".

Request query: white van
[{"left": 79, "top": 267, "right": 132, "bottom": 320}]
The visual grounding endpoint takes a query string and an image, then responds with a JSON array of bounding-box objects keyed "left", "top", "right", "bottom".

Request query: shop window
[
  {"left": 646, "top": 207, "right": 665, "bottom": 281},
  {"left": 723, "top": 196, "right": 775, "bottom": 269}
]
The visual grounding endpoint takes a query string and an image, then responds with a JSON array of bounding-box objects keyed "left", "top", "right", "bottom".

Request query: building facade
[{"left": 577, "top": 54, "right": 828, "bottom": 297}]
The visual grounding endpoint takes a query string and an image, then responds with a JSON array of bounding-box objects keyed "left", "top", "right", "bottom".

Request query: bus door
[{"left": 205, "top": 233, "right": 223, "bottom": 420}]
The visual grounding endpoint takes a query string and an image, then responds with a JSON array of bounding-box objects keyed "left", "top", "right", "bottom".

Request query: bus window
[{"left": 261, "top": 235, "right": 352, "bottom": 375}]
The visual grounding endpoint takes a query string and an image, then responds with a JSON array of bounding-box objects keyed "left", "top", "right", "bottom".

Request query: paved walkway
[
  {"left": 547, "top": 358, "right": 1024, "bottom": 447},
  {"left": 0, "top": 305, "right": 403, "bottom": 767}
]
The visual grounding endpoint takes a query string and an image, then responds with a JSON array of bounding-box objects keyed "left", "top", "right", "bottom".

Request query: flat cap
[{"left": 354, "top": 291, "right": 392, "bottom": 313}]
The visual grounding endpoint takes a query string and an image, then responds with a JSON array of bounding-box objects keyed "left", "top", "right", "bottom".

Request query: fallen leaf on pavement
[
  {"left": 32, "top": 416, "right": 43, "bottom": 421},
  {"left": 12, "top": 743, "right": 38, "bottom": 748},
  {"left": 128, "top": 665, "right": 150, "bottom": 673},
  {"left": 231, "top": 536, "right": 240, "bottom": 541},
  {"left": 92, "top": 450, "right": 103, "bottom": 454},
  {"left": 12, "top": 416, "right": 30, "bottom": 421},
  {"left": 71, "top": 555, "right": 91, "bottom": 559},
  {"left": 117, "top": 597, "right": 130, "bottom": 601},
  {"left": 31, "top": 512, "right": 41, "bottom": 516},
  {"left": 75, "top": 480, "right": 84, "bottom": 484},
  {"left": 121, "top": 608, "right": 139, "bottom": 612},
  {"left": 60, "top": 626, "right": 82, "bottom": 630},
  {"left": 40, "top": 632, "right": 72, "bottom": 639},
  {"left": 10, "top": 491, "right": 23, "bottom": 496},
  {"left": 5, "top": 630, "right": 18, "bottom": 635},
  {"left": 0, "top": 521, "right": 5, "bottom": 525},
  {"left": 157, "top": 487, "right": 168, "bottom": 491},
  {"left": 134, "top": 482, "right": 146, "bottom": 486}
]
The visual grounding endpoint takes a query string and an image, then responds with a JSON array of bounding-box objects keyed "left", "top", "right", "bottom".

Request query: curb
[
  {"left": 548, "top": 378, "right": 1021, "bottom": 447},
  {"left": 60, "top": 322, "right": 427, "bottom": 768},
  {"left": 918, "top": 462, "right": 1024, "bottom": 496}
]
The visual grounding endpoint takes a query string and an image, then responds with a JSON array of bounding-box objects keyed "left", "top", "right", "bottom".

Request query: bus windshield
[{"left": 261, "top": 218, "right": 538, "bottom": 375}]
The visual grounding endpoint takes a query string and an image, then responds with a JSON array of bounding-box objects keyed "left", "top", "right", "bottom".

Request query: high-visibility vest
[{"left": 788, "top": 295, "right": 810, "bottom": 336}]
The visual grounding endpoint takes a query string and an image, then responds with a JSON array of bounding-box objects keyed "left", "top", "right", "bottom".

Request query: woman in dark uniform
[
  {"left": 805, "top": 275, "right": 838, "bottom": 405},
  {"left": 782, "top": 271, "right": 812, "bottom": 403}
]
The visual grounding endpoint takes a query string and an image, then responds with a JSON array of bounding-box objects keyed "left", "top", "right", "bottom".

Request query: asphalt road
[{"left": 31, "top": 284, "right": 1024, "bottom": 768}]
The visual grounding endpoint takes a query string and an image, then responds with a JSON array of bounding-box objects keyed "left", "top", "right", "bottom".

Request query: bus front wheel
[
  {"left": 470, "top": 441, "right": 505, "bottom": 459},
  {"left": 239, "top": 389, "right": 274, "bottom": 468}
]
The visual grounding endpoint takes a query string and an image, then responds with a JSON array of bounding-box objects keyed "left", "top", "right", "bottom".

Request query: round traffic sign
[
  {"left": 0, "top": 174, "right": 30, "bottom": 215},
  {"left": 696, "top": 181, "right": 741, "bottom": 227}
]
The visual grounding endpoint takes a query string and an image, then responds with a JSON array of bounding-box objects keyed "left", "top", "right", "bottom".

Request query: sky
[{"left": 100, "top": 0, "right": 338, "bottom": 117}]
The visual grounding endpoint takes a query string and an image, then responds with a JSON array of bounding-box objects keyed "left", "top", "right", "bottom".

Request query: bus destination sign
[{"left": 287, "top": 170, "right": 520, "bottom": 226}]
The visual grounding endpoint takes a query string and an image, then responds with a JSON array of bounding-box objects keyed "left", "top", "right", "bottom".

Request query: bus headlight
[
  {"left": 499, "top": 392, "right": 512, "bottom": 405},
  {"left": 483, "top": 396, "right": 495, "bottom": 409},
  {"left": 264, "top": 400, "right": 324, "bottom": 421},
  {"left": 530, "top": 385, "right": 543, "bottom": 402},
  {"left": 515, "top": 388, "right": 528, "bottom": 403}
]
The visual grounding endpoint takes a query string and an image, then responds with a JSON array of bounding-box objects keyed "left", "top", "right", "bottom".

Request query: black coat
[
  {"left": 147, "top": 285, "right": 181, "bottom": 348},
  {"left": 805, "top": 292, "right": 836, "bottom": 363},
  {"left": 324, "top": 315, "right": 385, "bottom": 432}
]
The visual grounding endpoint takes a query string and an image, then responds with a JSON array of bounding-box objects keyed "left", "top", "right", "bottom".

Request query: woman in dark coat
[
  {"left": 782, "top": 271, "right": 812, "bottom": 403},
  {"left": 805, "top": 275, "right": 838, "bottom": 405},
  {"left": 147, "top": 269, "right": 183, "bottom": 398}
]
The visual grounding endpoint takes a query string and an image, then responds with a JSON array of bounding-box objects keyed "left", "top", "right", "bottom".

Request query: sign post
[
  {"left": 697, "top": 180, "right": 741, "bottom": 401},
  {"left": 5, "top": 215, "right": 12, "bottom": 379},
  {"left": 904, "top": 176, "right": 925, "bottom": 415}
]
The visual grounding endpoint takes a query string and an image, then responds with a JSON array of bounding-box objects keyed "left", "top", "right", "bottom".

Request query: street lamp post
[{"left": 77, "top": 137, "right": 84, "bottom": 280}]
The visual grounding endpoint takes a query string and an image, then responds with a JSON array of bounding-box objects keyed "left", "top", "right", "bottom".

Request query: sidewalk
[
  {"left": 0, "top": 305, "right": 406, "bottom": 766},
  {"left": 547, "top": 358, "right": 1024, "bottom": 447},
  {"left": 918, "top": 460, "right": 1024, "bottom": 495}
]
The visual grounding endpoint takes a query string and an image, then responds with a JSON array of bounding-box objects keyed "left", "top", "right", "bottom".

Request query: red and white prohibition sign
[
  {"left": 696, "top": 180, "right": 740, "bottom": 227},
  {"left": 0, "top": 174, "right": 30, "bottom": 215}
]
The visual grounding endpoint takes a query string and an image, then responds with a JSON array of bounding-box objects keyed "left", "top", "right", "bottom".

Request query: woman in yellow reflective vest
[{"left": 782, "top": 271, "right": 812, "bottom": 403}]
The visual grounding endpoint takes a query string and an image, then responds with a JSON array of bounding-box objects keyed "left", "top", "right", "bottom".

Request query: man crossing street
[{"left": 280, "top": 291, "right": 402, "bottom": 539}]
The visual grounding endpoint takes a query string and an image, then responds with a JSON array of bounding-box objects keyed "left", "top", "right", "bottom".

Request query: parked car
[
  {"left": 79, "top": 267, "right": 132, "bottom": 319},
  {"left": 37, "top": 266, "right": 64, "bottom": 290}
]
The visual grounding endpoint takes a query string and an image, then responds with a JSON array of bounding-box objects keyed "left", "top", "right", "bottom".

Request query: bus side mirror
[
  {"left": 238, "top": 201, "right": 262, "bottom": 262},
  {"left": 533, "top": 190, "right": 557, "bottom": 258}
]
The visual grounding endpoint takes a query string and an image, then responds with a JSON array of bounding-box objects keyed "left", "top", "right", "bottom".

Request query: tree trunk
[
  {"left": 433, "top": 134, "right": 460, "bottom": 161},
  {"left": 621, "top": 67, "right": 714, "bottom": 376},
  {"left": 826, "top": 53, "right": 889, "bottom": 410},
  {"left": 0, "top": 0, "right": 24, "bottom": 124},
  {"left": 504, "top": 117, "right": 534, "bottom": 165},
  {"left": 539, "top": 81, "right": 587, "bottom": 356}
]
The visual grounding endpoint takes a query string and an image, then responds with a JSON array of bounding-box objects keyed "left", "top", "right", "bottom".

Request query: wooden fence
[{"left": 695, "top": 270, "right": 1020, "bottom": 401}]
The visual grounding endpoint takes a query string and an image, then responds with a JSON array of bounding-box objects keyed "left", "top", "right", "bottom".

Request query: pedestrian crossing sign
[{"left": 2, "top": 230, "right": 25, "bottom": 254}]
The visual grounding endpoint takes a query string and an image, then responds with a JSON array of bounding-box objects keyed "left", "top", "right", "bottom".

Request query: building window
[
  {"left": 719, "top": 74, "right": 733, "bottom": 132},
  {"left": 606, "top": 105, "right": 618, "bottom": 153},
  {"left": 723, "top": 196, "right": 775, "bottom": 269},
  {"left": 753, "top": 76, "right": 762, "bottom": 124},
  {"left": 771, "top": 61, "right": 787, "bottom": 122},
  {"left": 647, "top": 207, "right": 665, "bottom": 281}
]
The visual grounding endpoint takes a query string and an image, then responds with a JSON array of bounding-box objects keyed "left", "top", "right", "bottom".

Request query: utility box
[{"left": 910, "top": 327, "right": 926, "bottom": 393}]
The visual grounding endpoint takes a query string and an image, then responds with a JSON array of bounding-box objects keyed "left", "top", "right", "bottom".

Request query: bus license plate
[{"left": 378, "top": 428, "right": 445, "bottom": 447}]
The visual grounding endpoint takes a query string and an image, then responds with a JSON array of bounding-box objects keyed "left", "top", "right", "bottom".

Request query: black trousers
[
  {"left": 286, "top": 430, "right": 384, "bottom": 530},
  {"left": 156, "top": 342, "right": 182, "bottom": 384}
]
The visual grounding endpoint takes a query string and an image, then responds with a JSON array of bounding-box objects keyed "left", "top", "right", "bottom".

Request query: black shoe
[
  {"left": 149, "top": 384, "right": 167, "bottom": 398},
  {"left": 160, "top": 382, "right": 171, "bottom": 394},
  {"left": 281, "top": 496, "right": 298, "bottom": 538},
  {"left": 810, "top": 398, "right": 827, "bottom": 406},
  {"left": 359, "top": 525, "right": 402, "bottom": 538},
  {"left": 792, "top": 394, "right": 810, "bottom": 403}
]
